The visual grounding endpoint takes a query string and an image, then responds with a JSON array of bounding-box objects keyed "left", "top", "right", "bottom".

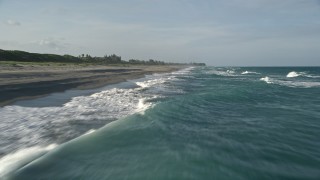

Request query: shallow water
[{"left": 1, "top": 67, "right": 320, "bottom": 179}]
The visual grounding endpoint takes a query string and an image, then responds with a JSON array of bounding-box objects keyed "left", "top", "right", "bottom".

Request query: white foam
[
  {"left": 0, "top": 88, "right": 145, "bottom": 164},
  {"left": 286, "top": 71, "right": 319, "bottom": 78},
  {"left": 135, "top": 78, "right": 166, "bottom": 89},
  {"left": 241, "top": 71, "right": 259, "bottom": 75},
  {"left": 287, "top": 71, "right": 301, "bottom": 78},
  {"left": 135, "top": 98, "right": 152, "bottom": 115},
  {"left": 171, "top": 67, "right": 194, "bottom": 75},
  {"left": 305, "top": 74, "right": 320, "bottom": 78},
  {"left": 134, "top": 68, "right": 190, "bottom": 89},
  {"left": 276, "top": 80, "right": 320, "bottom": 88},
  {"left": 0, "top": 144, "right": 57, "bottom": 177},
  {"left": 2, "top": 67, "right": 189, "bottom": 178},
  {"left": 0, "top": 68, "right": 187, "bottom": 163},
  {"left": 207, "top": 69, "right": 237, "bottom": 77},
  {"left": 84, "top": 129, "right": 96, "bottom": 136},
  {"left": 260, "top": 76, "right": 273, "bottom": 84},
  {"left": 226, "top": 70, "right": 235, "bottom": 74},
  {"left": 260, "top": 76, "right": 320, "bottom": 88}
]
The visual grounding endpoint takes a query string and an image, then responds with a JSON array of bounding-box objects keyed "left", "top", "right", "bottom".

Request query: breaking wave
[
  {"left": 241, "top": 71, "right": 259, "bottom": 75},
  {"left": 260, "top": 76, "right": 272, "bottom": 84},
  {"left": 0, "top": 67, "right": 193, "bottom": 179},
  {"left": 277, "top": 81, "right": 320, "bottom": 88},
  {"left": 286, "top": 71, "right": 320, "bottom": 78},
  {"left": 287, "top": 71, "right": 303, "bottom": 78},
  {"left": 207, "top": 68, "right": 238, "bottom": 77},
  {"left": 260, "top": 76, "right": 320, "bottom": 88}
]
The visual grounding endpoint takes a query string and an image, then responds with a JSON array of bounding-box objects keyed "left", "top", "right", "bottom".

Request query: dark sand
[{"left": 0, "top": 64, "right": 183, "bottom": 106}]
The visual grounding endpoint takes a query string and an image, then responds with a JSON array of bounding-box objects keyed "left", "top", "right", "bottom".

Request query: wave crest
[
  {"left": 287, "top": 71, "right": 301, "bottom": 78},
  {"left": 260, "top": 76, "right": 272, "bottom": 84},
  {"left": 241, "top": 71, "right": 259, "bottom": 75},
  {"left": 286, "top": 71, "right": 320, "bottom": 78}
]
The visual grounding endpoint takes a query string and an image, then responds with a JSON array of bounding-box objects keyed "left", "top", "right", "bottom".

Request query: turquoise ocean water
[{"left": 1, "top": 67, "right": 320, "bottom": 179}]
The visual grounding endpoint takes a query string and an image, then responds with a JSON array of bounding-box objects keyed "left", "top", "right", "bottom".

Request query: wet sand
[{"left": 0, "top": 64, "right": 183, "bottom": 106}]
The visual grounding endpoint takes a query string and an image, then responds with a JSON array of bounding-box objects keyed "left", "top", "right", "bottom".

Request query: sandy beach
[{"left": 0, "top": 63, "right": 182, "bottom": 106}]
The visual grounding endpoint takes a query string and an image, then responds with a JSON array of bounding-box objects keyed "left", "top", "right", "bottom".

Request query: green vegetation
[
  {"left": 0, "top": 60, "right": 89, "bottom": 67},
  {"left": 0, "top": 49, "right": 79, "bottom": 63},
  {"left": 0, "top": 49, "right": 206, "bottom": 66}
]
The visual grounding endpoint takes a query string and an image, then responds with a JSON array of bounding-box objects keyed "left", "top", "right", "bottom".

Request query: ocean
[{"left": 0, "top": 67, "right": 319, "bottom": 180}]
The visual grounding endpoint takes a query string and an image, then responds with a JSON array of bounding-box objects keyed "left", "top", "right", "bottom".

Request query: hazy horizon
[{"left": 1, "top": 0, "right": 320, "bottom": 66}]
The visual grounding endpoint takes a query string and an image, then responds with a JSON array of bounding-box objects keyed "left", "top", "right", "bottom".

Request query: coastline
[{"left": 0, "top": 64, "right": 185, "bottom": 106}]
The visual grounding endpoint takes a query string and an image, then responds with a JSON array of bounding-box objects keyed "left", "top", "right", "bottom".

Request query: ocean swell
[{"left": 0, "top": 144, "right": 57, "bottom": 178}]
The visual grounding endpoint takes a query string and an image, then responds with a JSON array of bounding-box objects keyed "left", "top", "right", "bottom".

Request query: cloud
[
  {"left": 39, "top": 40, "right": 60, "bottom": 50},
  {"left": 1, "top": 39, "right": 65, "bottom": 51},
  {"left": 5, "top": 19, "right": 21, "bottom": 26},
  {"left": 37, "top": 38, "right": 68, "bottom": 50}
]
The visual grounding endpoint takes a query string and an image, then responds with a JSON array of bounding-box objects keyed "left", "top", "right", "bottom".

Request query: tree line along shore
[{"left": 0, "top": 49, "right": 206, "bottom": 66}]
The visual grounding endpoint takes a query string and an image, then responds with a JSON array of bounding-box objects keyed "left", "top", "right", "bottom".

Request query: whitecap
[
  {"left": 260, "top": 76, "right": 273, "bottom": 84},
  {"left": 241, "top": 71, "right": 259, "bottom": 75},
  {"left": 135, "top": 78, "right": 166, "bottom": 89},
  {"left": 206, "top": 69, "right": 237, "bottom": 77},
  {"left": 276, "top": 80, "right": 320, "bottom": 88},
  {"left": 260, "top": 76, "right": 320, "bottom": 88},
  {"left": 287, "top": 71, "right": 301, "bottom": 78},
  {"left": 226, "top": 70, "right": 235, "bottom": 74},
  {"left": 285, "top": 71, "right": 319, "bottom": 78},
  {"left": 135, "top": 98, "right": 153, "bottom": 115}
]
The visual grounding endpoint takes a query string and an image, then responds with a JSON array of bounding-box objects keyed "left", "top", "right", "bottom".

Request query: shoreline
[{"left": 0, "top": 64, "right": 186, "bottom": 107}]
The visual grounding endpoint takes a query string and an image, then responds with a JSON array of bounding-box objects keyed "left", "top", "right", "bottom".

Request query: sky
[{"left": 1, "top": 0, "right": 320, "bottom": 66}]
